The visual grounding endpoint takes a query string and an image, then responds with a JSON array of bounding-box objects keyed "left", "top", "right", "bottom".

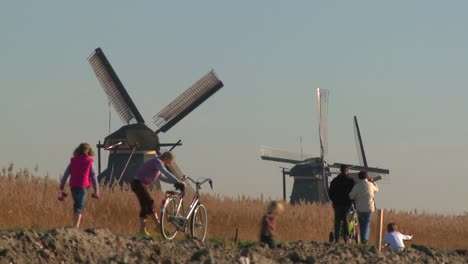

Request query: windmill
[
  {"left": 88, "top": 48, "right": 224, "bottom": 187},
  {"left": 260, "top": 88, "right": 389, "bottom": 204}
]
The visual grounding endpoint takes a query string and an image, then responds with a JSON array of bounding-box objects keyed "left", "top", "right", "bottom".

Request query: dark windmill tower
[
  {"left": 88, "top": 48, "right": 224, "bottom": 187},
  {"left": 261, "top": 88, "right": 389, "bottom": 204}
]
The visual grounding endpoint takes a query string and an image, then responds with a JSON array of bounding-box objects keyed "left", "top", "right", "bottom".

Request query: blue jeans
[
  {"left": 71, "top": 188, "right": 88, "bottom": 213},
  {"left": 358, "top": 212, "right": 372, "bottom": 242}
]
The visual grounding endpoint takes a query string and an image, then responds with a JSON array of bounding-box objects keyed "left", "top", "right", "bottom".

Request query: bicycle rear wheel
[
  {"left": 160, "top": 196, "right": 179, "bottom": 240},
  {"left": 191, "top": 204, "right": 207, "bottom": 241}
]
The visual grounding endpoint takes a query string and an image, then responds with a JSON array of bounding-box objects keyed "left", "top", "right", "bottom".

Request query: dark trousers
[
  {"left": 260, "top": 234, "right": 276, "bottom": 249},
  {"left": 131, "top": 179, "right": 155, "bottom": 218},
  {"left": 333, "top": 205, "right": 351, "bottom": 242}
]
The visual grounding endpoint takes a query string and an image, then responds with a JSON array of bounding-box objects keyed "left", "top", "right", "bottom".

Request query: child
[
  {"left": 131, "top": 151, "right": 185, "bottom": 236},
  {"left": 59, "top": 143, "right": 100, "bottom": 228},
  {"left": 382, "top": 222, "right": 413, "bottom": 252},
  {"left": 260, "top": 201, "right": 284, "bottom": 248}
]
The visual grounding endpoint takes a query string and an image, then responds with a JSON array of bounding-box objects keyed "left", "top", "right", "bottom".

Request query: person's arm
[
  {"left": 349, "top": 185, "right": 357, "bottom": 200},
  {"left": 401, "top": 233, "right": 413, "bottom": 240},
  {"left": 90, "top": 164, "right": 99, "bottom": 193},
  {"left": 328, "top": 181, "right": 335, "bottom": 201},
  {"left": 154, "top": 162, "right": 180, "bottom": 184},
  {"left": 373, "top": 182, "right": 379, "bottom": 192},
  {"left": 60, "top": 165, "right": 71, "bottom": 191}
]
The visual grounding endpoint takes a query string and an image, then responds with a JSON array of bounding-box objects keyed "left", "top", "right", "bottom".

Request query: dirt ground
[{"left": 0, "top": 227, "right": 466, "bottom": 264}]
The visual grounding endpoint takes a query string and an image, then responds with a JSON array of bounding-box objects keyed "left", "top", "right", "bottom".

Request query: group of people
[
  {"left": 328, "top": 164, "right": 412, "bottom": 251},
  {"left": 60, "top": 143, "right": 411, "bottom": 252},
  {"left": 59, "top": 143, "right": 185, "bottom": 236}
]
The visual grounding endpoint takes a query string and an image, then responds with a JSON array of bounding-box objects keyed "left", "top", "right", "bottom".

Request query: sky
[{"left": 1, "top": 1, "right": 467, "bottom": 214}]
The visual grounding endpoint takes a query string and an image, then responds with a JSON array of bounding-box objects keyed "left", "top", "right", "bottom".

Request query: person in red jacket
[
  {"left": 260, "top": 201, "right": 284, "bottom": 248},
  {"left": 59, "top": 143, "right": 100, "bottom": 228}
]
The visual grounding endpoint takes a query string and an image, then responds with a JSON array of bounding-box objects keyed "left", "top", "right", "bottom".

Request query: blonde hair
[
  {"left": 267, "top": 201, "right": 284, "bottom": 215},
  {"left": 73, "top": 143, "right": 94, "bottom": 157}
]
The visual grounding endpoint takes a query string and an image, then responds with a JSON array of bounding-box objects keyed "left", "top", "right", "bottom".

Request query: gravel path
[{"left": 0, "top": 228, "right": 466, "bottom": 263}]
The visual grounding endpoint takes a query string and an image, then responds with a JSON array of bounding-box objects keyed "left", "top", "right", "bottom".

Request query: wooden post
[
  {"left": 376, "top": 209, "right": 384, "bottom": 252},
  {"left": 234, "top": 228, "right": 239, "bottom": 245}
]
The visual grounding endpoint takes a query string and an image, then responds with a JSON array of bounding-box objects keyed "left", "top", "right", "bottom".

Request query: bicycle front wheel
[
  {"left": 191, "top": 204, "right": 207, "bottom": 241},
  {"left": 160, "top": 196, "right": 179, "bottom": 240}
]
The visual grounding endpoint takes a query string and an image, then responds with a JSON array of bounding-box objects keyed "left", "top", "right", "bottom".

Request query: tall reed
[{"left": 0, "top": 169, "right": 466, "bottom": 249}]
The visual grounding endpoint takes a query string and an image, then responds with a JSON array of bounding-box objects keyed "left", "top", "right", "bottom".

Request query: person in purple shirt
[
  {"left": 59, "top": 143, "right": 100, "bottom": 228},
  {"left": 131, "top": 151, "right": 185, "bottom": 236}
]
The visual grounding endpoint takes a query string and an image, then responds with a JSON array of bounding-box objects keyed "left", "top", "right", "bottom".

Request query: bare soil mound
[{"left": 0, "top": 228, "right": 466, "bottom": 263}]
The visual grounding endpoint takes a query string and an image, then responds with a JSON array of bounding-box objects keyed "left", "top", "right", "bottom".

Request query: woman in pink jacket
[{"left": 59, "top": 143, "right": 100, "bottom": 228}]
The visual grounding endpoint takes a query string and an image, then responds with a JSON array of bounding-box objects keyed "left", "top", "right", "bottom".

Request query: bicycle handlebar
[{"left": 183, "top": 176, "right": 213, "bottom": 190}]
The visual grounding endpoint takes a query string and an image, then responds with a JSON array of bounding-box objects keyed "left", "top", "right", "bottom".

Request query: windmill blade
[
  {"left": 153, "top": 70, "right": 224, "bottom": 133},
  {"left": 260, "top": 146, "right": 314, "bottom": 164},
  {"left": 353, "top": 116, "right": 368, "bottom": 167},
  {"left": 316, "top": 88, "right": 329, "bottom": 161},
  {"left": 88, "top": 48, "right": 145, "bottom": 124},
  {"left": 330, "top": 163, "right": 389, "bottom": 175}
]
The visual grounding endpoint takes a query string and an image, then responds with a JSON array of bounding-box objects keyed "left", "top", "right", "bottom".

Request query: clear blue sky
[{"left": 1, "top": 1, "right": 467, "bottom": 214}]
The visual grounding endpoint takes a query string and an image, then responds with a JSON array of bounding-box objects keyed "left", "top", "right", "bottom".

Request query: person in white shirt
[
  {"left": 349, "top": 170, "right": 378, "bottom": 243},
  {"left": 382, "top": 222, "right": 413, "bottom": 252}
]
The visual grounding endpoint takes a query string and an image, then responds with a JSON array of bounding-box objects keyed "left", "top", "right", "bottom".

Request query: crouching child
[{"left": 382, "top": 222, "right": 413, "bottom": 253}]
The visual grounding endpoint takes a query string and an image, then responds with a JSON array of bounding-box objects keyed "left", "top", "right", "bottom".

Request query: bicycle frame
[{"left": 162, "top": 176, "right": 212, "bottom": 232}]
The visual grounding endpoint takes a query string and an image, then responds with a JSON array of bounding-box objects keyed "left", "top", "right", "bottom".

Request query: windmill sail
[
  {"left": 316, "top": 88, "right": 331, "bottom": 202},
  {"left": 330, "top": 163, "right": 389, "bottom": 174},
  {"left": 316, "top": 88, "right": 329, "bottom": 161},
  {"left": 153, "top": 70, "right": 224, "bottom": 133},
  {"left": 88, "top": 48, "right": 145, "bottom": 125},
  {"left": 353, "top": 116, "right": 368, "bottom": 167},
  {"left": 260, "top": 146, "right": 315, "bottom": 164}
]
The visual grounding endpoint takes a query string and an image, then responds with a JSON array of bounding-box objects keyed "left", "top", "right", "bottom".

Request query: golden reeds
[{"left": 0, "top": 168, "right": 466, "bottom": 250}]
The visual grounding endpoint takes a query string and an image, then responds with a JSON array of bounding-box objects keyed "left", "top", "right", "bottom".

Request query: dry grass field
[{"left": 0, "top": 166, "right": 467, "bottom": 250}]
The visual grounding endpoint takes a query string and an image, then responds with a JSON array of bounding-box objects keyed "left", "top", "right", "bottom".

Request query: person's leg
[
  {"left": 131, "top": 180, "right": 156, "bottom": 234},
  {"left": 342, "top": 206, "right": 351, "bottom": 242},
  {"left": 358, "top": 212, "right": 372, "bottom": 243},
  {"left": 71, "top": 188, "right": 88, "bottom": 228},
  {"left": 260, "top": 235, "right": 275, "bottom": 248},
  {"left": 333, "top": 206, "right": 345, "bottom": 242},
  {"left": 73, "top": 213, "right": 82, "bottom": 228}
]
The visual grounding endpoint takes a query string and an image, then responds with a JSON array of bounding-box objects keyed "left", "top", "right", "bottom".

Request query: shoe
[{"left": 141, "top": 230, "right": 152, "bottom": 237}]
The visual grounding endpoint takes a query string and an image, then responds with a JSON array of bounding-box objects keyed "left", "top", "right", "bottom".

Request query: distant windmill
[
  {"left": 260, "top": 88, "right": 389, "bottom": 204},
  {"left": 88, "top": 48, "right": 224, "bottom": 187}
]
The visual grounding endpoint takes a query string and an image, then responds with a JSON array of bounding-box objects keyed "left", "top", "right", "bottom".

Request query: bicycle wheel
[
  {"left": 160, "top": 196, "right": 179, "bottom": 240},
  {"left": 191, "top": 204, "right": 207, "bottom": 241}
]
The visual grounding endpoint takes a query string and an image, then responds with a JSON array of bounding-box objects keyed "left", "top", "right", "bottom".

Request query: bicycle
[
  {"left": 329, "top": 203, "right": 360, "bottom": 244},
  {"left": 159, "top": 176, "right": 213, "bottom": 241}
]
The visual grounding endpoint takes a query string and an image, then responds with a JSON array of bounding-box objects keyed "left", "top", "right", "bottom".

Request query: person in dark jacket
[{"left": 328, "top": 164, "right": 355, "bottom": 243}]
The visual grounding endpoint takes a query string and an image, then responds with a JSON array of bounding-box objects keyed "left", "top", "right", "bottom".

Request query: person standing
[
  {"left": 131, "top": 152, "right": 185, "bottom": 236},
  {"left": 259, "top": 201, "right": 284, "bottom": 248},
  {"left": 328, "top": 164, "right": 355, "bottom": 243},
  {"left": 59, "top": 143, "right": 100, "bottom": 228},
  {"left": 349, "top": 170, "right": 378, "bottom": 244}
]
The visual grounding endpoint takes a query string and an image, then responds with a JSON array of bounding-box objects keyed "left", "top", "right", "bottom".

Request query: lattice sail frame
[
  {"left": 88, "top": 48, "right": 145, "bottom": 125},
  {"left": 260, "top": 146, "right": 316, "bottom": 164},
  {"left": 317, "top": 88, "right": 329, "bottom": 161},
  {"left": 153, "top": 70, "right": 223, "bottom": 133}
]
